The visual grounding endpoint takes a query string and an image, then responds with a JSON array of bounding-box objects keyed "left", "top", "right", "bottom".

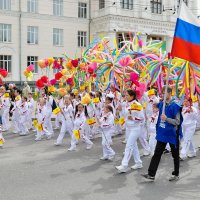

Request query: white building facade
[{"left": 0, "top": 0, "right": 199, "bottom": 83}]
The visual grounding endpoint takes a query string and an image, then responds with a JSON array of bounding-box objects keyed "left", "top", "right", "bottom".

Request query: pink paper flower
[{"left": 118, "top": 56, "right": 132, "bottom": 67}]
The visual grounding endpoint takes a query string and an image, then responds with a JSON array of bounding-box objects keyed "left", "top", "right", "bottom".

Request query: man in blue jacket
[{"left": 142, "top": 86, "right": 181, "bottom": 182}]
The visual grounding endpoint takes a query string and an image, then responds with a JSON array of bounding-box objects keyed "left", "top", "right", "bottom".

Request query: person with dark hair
[
  {"left": 142, "top": 86, "right": 181, "bottom": 182},
  {"left": 68, "top": 103, "right": 93, "bottom": 151},
  {"left": 116, "top": 89, "right": 145, "bottom": 172},
  {"left": 55, "top": 96, "right": 74, "bottom": 146},
  {"left": 11, "top": 88, "right": 22, "bottom": 134},
  {"left": 99, "top": 105, "right": 115, "bottom": 161},
  {"left": 18, "top": 96, "right": 29, "bottom": 136}
]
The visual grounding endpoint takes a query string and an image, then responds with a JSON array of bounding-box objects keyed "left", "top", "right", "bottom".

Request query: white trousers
[
  {"left": 12, "top": 110, "right": 20, "bottom": 132},
  {"left": 70, "top": 128, "right": 93, "bottom": 148},
  {"left": 44, "top": 113, "right": 53, "bottom": 135},
  {"left": 56, "top": 121, "right": 73, "bottom": 144},
  {"left": 122, "top": 126, "right": 142, "bottom": 167},
  {"left": 27, "top": 110, "right": 34, "bottom": 129},
  {"left": 19, "top": 115, "right": 29, "bottom": 134},
  {"left": 148, "top": 130, "right": 156, "bottom": 155},
  {"left": 181, "top": 124, "right": 196, "bottom": 157},
  {"left": 102, "top": 130, "right": 115, "bottom": 157},
  {"left": 55, "top": 113, "right": 62, "bottom": 128},
  {"left": 139, "top": 125, "right": 151, "bottom": 153},
  {"left": 2, "top": 109, "right": 10, "bottom": 131}
]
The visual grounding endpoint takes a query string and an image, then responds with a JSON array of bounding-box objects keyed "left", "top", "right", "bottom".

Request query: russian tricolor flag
[{"left": 171, "top": 1, "right": 200, "bottom": 65}]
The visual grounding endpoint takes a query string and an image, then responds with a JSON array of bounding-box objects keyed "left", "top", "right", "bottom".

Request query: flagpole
[{"left": 160, "top": 53, "right": 172, "bottom": 128}]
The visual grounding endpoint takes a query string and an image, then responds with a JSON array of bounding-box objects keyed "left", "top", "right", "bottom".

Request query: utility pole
[
  {"left": 88, "top": 0, "right": 92, "bottom": 45},
  {"left": 19, "top": 0, "right": 22, "bottom": 86}
]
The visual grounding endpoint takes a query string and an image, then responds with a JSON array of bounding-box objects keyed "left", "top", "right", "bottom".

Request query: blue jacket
[{"left": 156, "top": 101, "right": 181, "bottom": 145}]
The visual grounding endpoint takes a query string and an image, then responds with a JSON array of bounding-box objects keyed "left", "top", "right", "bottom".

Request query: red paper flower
[
  {"left": 88, "top": 67, "right": 94, "bottom": 74},
  {"left": 41, "top": 75, "right": 48, "bottom": 84},
  {"left": 55, "top": 72, "right": 63, "bottom": 80},
  {"left": 66, "top": 77, "right": 73, "bottom": 85},
  {"left": 50, "top": 79, "right": 57, "bottom": 86},
  {"left": 36, "top": 79, "right": 45, "bottom": 89},
  {"left": 71, "top": 60, "right": 79, "bottom": 67},
  {"left": 0, "top": 69, "right": 8, "bottom": 78}
]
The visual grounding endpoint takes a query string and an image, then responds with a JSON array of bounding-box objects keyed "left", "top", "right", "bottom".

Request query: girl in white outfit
[
  {"left": 148, "top": 106, "right": 159, "bottom": 156},
  {"left": 35, "top": 98, "right": 52, "bottom": 141},
  {"left": 99, "top": 105, "right": 115, "bottom": 160},
  {"left": 180, "top": 98, "right": 198, "bottom": 160},
  {"left": 1, "top": 88, "right": 10, "bottom": 131},
  {"left": 55, "top": 96, "right": 74, "bottom": 145},
  {"left": 68, "top": 103, "right": 93, "bottom": 151},
  {"left": 11, "top": 89, "right": 22, "bottom": 134},
  {"left": 27, "top": 93, "right": 35, "bottom": 130},
  {"left": 116, "top": 89, "right": 145, "bottom": 173},
  {"left": 43, "top": 94, "right": 54, "bottom": 137},
  {"left": 19, "top": 96, "right": 29, "bottom": 136},
  {"left": 0, "top": 129, "right": 5, "bottom": 148},
  {"left": 54, "top": 96, "right": 64, "bottom": 129}
]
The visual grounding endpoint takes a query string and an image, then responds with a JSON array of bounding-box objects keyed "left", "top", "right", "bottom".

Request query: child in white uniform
[
  {"left": 148, "top": 106, "right": 159, "bottom": 156},
  {"left": 55, "top": 96, "right": 74, "bottom": 145},
  {"left": 11, "top": 89, "right": 21, "bottom": 134},
  {"left": 1, "top": 88, "right": 10, "bottom": 131},
  {"left": 180, "top": 98, "right": 198, "bottom": 160},
  {"left": 99, "top": 105, "right": 115, "bottom": 160},
  {"left": 116, "top": 90, "right": 145, "bottom": 173},
  {"left": 68, "top": 103, "right": 93, "bottom": 151},
  {"left": 0, "top": 128, "right": 5, "bottom": 148},
  {"left": 27, "top": 93, "right": 35, "bottom": 130},
  {"left": 19, "top": 96, "right": 29, "bottom": 136}
]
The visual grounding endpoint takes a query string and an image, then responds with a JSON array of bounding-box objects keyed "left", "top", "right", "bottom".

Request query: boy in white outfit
[
  {"left": 0, "top": 87, "right": 10, "bottom": 131},
  {"left": 19, "top": 96, "right": 29, "bottom": 136},
  {"left": 180, "top": 98, "right": 198, "bottom": 160},
  {"left": 55, "top": 96, "right": 74, "bottom": 145}
]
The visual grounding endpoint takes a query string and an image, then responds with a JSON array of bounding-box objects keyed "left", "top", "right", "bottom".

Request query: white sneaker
[
  {"left": 115, "top": 165, "right": 128, "bottom": 173},
  {"left": 188, "top": 153, "right": 196, "bottom": 158},
  {"left": 131, "top": 163, "right": 143, "bottom": 170},
  {"left": 108, "top": 155, "right": 115, "bottom": 161},
  {"left": 100, "top": 156, "right": 108, "bottom": 160},
  {"left": 46, "top": 135, "right": 52, "bottom": 140},
  {"left": 54, "top": 142, "right": 62, "bottom": 146},
  {"left": 35, "top": 137, "right": 41, "bottom": 141},
  {"left": 86, "top": 144, "right": 93, "bottom": 150},
  {"left": 68, "top": 146, "right": 76, "bottom": 151},
  {"left": 143, "top": 151, "right": 150, "bottom": 156},
  {"left": 19, "top": 132, "right": 28, "bottom": 136}
]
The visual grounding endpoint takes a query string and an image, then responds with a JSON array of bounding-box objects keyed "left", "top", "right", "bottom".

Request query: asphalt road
[{"left": 0, "top": 128, "right": 200, "bottom": 200}]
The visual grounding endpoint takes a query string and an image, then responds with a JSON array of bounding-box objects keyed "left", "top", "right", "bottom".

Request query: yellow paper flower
[
  {"left": 48, "top": 86, "right": 56, "bottom": 93},
  {"left": 81, "top": 94, "right": 91, "bottom": 105},
  {"left": 48, "top": 57, "right": 54, "bottom": 66}
]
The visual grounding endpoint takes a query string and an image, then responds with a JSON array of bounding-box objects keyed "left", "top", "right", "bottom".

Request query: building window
[
  {"left": 99, "top": 0, "right": 105, "bottom": 9},
  {"left": 78, "top": 2, "right": 87, "bottom": 18},
  {"left": 27, "top": 56, "right": 38, "bottom": 73},
  {"left": 53, "top": 57, "right": 62, "bottom": 73},
  {"left": 78, "top": 31, "right": 87, "bottom": 47},
  {"left": 117, "top": 32, "right": 133, "bottom": 48},
  {"left": 27, "top": 26, "right": 38, "bottom": 44},
  {"left": 0, "top": 0, "right": 11, "bottom": 10},
  {"left": 0, "top": 55, "right": 11, "bottom": 73},
  {"left": 177, "top": 0, "right": 188, "bottom": 9},
  {"left": 151, "top": 0, "right": 162, "bottom": 14},
  {"left": 120, "top": 0, "right": 133, "bottom": 10},
  {"left": 53, "top": 0, "right": 63, "bottom": 16},
  {"left": 147, "top": 35, "right": 163, "bottom": 41},
  {"left": 0, "top": 24, "right": 11, "bottom": 43},
  {"left": 53, "top": 28, "right": 63, "bottom": 46},
  {"left": 27, "top": 0, "right": 38, "bottom": 13}
]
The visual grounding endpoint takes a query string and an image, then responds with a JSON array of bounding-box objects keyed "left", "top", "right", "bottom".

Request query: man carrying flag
[{"left": 142, "top": 0, "right": 200, "bottom": 182}]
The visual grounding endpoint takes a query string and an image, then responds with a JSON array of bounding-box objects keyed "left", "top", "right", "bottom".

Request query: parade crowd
[{"left": 0, "top": 82, "right": 199, "bottom": 182}]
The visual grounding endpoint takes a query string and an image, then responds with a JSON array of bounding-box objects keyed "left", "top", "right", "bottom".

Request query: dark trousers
[{"left": 148, "top": 140, "right": 179, "bottom": 177}]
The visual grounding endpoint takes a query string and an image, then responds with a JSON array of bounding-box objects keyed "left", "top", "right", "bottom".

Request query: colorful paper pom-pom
[
  {"left": 71, "top": 59, "right": 79, "bottom": 67},
  {"left": 50, "top": 79, "right": 57, "bottom": 86},
  {"left": 0, "top": 69, "right": 8, "bottom": 78},
  {"left": 55, "top": 72, "right": 63, "bottom": 80},
  {"left": 36, "top": 79, "right": 45, "bottom": 89},
  {"left": 41, "top": 75, "right": 48, "bottom": 84}
]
